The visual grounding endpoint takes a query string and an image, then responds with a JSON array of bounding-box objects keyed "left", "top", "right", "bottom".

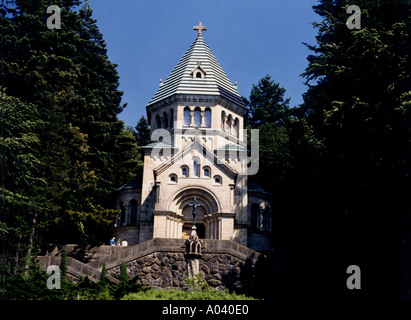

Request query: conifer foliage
[
  {"left": 300, "top": 0, "right": 411, "bottom": 299},
  {"left": 0, "top": 0, "right": 143, "bottom": 277}
]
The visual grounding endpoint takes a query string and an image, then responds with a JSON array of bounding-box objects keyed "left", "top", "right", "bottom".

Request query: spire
[
  {"left": 193, "top": 21, "right": 207, "bottom": 37},
  {"left": 147, "top": 23, "right": 246, "bottom": 110}
]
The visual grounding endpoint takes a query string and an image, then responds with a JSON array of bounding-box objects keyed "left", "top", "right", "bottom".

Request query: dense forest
[
  {"left": 247, "top": 0, "right": 411, "bottom": 300},
  {"left": 0, "top": 0, "right": 145, "bottom": 286},
  {"left": 1, "top": 0, "right": 410, "bottom": 300}
]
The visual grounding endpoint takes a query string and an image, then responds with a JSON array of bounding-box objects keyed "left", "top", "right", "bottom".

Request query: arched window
[
  {"left": 204, "top": 108, "right": 211, "bottom": 128},
  {"left": 169, "top": 109, "right": 174, "bottom": 129},
  {"left": 233, "top": 118, "right": 239, "bottom": 137},
  {"left": 221, "top": 111, "right": 226, "bottom": 131},
  {"left": 184, "top": 107, "right": 191, "bottom": 126},
  {"left": 194, "top": 108, "right": 201, "bottom": 127},
  {"left": 196, "top": 72, "right": 202, "bottom": 78},
  {"left": 213, "top": 175, "right": 222, "bottom": 185},
  {"left": 169, "top": 173, "right": 178, "bottom": 184},
  {"left": 251, "top": 203, "right": 260, "bottom": 229},
  {"left": 226, "top": 115, "right": 232, "bottom": 133},
  {"left": 203, "top": 166, "right": 211, "bottom": 178},
  {"left": 181, "top": 166, "right": 189, "bottom": 178},
  {"left": 162, "top": 112, "right": 168, "bottom": 129},
  {"left": 155, "top": 114, "right": 161, "bottom": 129},
  {"left": 193, "top": 157, "right": 200, "bottom": 177},
  {"left": 129, "top": 199, "right": 138, "bottom": 226}
]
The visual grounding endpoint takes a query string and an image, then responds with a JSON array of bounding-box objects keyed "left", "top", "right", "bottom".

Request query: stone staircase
[{"left": 36, "top": 255, "right": 119, "bottom": 283}]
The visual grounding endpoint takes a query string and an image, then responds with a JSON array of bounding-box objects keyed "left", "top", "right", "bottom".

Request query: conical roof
[{"left": 147, "top": 31, "right": 245, "bottom": 109}]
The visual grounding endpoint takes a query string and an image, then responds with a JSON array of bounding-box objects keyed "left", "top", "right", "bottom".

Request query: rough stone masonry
[{"left": 106, "top": 242, "right": 259, "bottom": 291}]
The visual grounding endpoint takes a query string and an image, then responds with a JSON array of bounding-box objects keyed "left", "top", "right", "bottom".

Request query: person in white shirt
[{"left": 121, "top": 239, "right": 128, "bottom": 247}]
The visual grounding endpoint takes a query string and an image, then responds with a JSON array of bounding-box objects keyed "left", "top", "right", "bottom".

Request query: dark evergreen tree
[
  {"left": 135, "top": 115, "right": 151, "bottom": 147},
  {"left": 245, "top": 76, "right": 317, "bottom": 299},
  {"left": 0, "top": 89, "right": 43, "bottom": 273},
  {"left": 119, "top": 262, "right": 128, "bottom": 283},
  {"left": 113, "top": 126, "right": 143, "bottom": 186},
  {"left": 247, "top": 75, "right": 290, "bottom": 127},
  {"left": 301, "top": 0, "right": 411, "bottom": 299},
  {"left": 0, "top": 0, "right": 141, "bottom": 252}
]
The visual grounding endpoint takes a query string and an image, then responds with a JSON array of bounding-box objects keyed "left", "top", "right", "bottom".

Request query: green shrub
[
  {"left": 121, "top": 288, "right": 257, "bottom": 300},
  {"left": 184, "top": 273, "right": 210, "bottom": 292},
  {"left": 119, "top": 262, "right": 128, "bottom": 283},
  {"left": 122, "top": 273, "right": 258, "bottom": 300}
]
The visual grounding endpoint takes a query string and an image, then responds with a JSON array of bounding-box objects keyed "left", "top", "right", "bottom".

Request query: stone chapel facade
[{"left": 114, "top": 23, "right": 273, "bottom": 252}]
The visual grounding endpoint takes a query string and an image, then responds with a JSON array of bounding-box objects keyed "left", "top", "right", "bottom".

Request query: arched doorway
[
  {"left": 169, "top": 187, "right": 220, "bottom": 240},
  {"left": 182, "top": 223, "right": 206, "bottom": 239}
]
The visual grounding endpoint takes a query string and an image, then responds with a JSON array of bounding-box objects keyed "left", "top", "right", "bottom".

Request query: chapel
[{"left": 114, "top": 22, "right": 273, "bottom": 252}]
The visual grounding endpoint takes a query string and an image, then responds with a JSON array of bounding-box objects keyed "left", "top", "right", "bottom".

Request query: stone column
[
  {"left": 208, "top": 219, "right": 214, "bottom": 239},
  {"left": 166, "top": 217, "right": 170, "bottom": 238},
  {"left": 218, "top": 217, "right": 222, "bottom": 239},
  {"left": 171, "top": 218, "right": 176, "bottom": 238},
  {"left": 190, "top": 109, "right": 194, "bottom": 126},
  {"left": 200, "top": 109, "right": 205, "bottom": 127},
  {"left": 177, "top": 219, "right": 183, "bottom": 238},
  {"left": 187, "top": 257, "right": 200, "bottom": 278}
]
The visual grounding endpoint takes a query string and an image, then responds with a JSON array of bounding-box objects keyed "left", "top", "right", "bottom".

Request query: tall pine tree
[
  {"left": 1, "top": 0, "right": 142, "bottom": 251},
  {"left": 301, "top": 0, "right": 411, "bottom": 299}
]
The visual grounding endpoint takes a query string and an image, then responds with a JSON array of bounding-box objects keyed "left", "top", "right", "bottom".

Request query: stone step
[{"left": 37, "top": 256, "right": 119, "bottom": 283}]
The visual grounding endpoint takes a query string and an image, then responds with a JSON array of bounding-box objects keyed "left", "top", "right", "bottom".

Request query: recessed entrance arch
[
  {"left": 182, "top": 223, "right": 205, "bottom": 239},
  {"left": 169, "top": 187, "right": 220, "bottom": 239},
  {"left": 170, "top": 187, "right": 220, "bottom": 214}
]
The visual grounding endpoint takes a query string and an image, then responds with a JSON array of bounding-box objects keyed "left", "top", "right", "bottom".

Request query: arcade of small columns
[{"left": 162, "top": 212, "right": 225, "bottom": 239}]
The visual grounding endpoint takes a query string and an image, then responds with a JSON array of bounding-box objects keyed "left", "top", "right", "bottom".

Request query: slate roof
[
  {"left": 248, "top": 180, "right": 271, "bottom": 195},
  {"left": 147, "top": 34, "right": 245, "bottom": 109},
  {"left": 116, "top": 177, "right": 142, "bottom": 191}
]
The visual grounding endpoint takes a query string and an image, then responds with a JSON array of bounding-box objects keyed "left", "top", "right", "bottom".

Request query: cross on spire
[{"left": 193, "top": 21, "right": 207, "bottom": 36}]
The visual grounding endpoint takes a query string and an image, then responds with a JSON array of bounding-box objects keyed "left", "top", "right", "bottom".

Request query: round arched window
[
  {"left": 184, "top": 107, "right": 191, "bottom": 126},
  {"left": 213, "top": 175, "right": 222, "bottom": 185},
  {"left": 194, "top": 108, "right": 201, "bottom": 127},
  {"left": 205, "top": 108, "right": 211, "bottom": 128},
  {"left": 169, "top": 174, "right": 178, "bottom": 184},
  {"left": 181, "top": 166, "right": 189, "bottom": 178},
  {"left": 203, "top": 166, "right": 211, "bottom": 178}
]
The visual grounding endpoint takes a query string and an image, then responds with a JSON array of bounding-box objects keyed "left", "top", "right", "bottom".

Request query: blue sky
[{"left": 89, "top": 0, "right": 320, "bottom": 127}]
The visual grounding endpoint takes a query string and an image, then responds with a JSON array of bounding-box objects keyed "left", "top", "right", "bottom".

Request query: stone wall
[
  {"left": 38, "top": 238, "right": 261, "bottom": 292},
  {"left": 108, "top": 252, "right": 187, "bottom": 288},
  {"left": 113, "top": 226, "right": 140, "bottom": 247},
  {"left": 201, "top": 252, "right": 251, "bottom": 290},
  {"left": 107, "top": 240, "right": 259, "bottom": 291}
]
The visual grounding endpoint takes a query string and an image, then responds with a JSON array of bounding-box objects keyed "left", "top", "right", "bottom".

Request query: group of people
[{"left": 109, "top": 236, "right": 128, "bottom": 247}]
